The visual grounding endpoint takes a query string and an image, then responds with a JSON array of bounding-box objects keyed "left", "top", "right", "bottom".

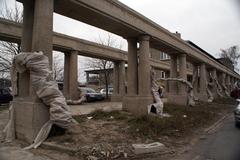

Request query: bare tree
[
  {"left": 87, "top": 58, "right": 113, "bottom": 98},
  {"left": 0, "top": 2, "right": 22, "bottom": 78},
  {"left": 86, "top": 33, "right": 123, "bottom": 99},
  {"left": 219, "top": 45, "right": 240, "bottom": 71},
  {"left": 52, "top": 53, "right": 64, "bottom": 82}
]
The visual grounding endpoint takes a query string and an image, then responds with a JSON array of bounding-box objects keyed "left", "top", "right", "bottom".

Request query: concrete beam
[
  {"left": 50, "top": 0, "right": 240, "bottom": 79},
  {"left": 0, "top": 18, "right": 239, "bottom": 79}
]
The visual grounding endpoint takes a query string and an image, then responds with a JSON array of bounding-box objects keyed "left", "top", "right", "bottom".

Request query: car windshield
[{"left": 81, "top": 88, "right": 96, "bottom": 94}]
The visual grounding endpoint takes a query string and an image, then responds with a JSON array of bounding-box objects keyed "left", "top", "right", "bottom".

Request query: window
[
  {"left": 160, "top": 52, "right": 170, "bottom": 60},
  {"left": 161, "top": 71, "right": 166, "bottom": 79}
]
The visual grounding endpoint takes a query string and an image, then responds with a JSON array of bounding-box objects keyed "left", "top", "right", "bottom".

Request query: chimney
[{"left": 175, "top": 31, "right": 181, "bottom": 38}]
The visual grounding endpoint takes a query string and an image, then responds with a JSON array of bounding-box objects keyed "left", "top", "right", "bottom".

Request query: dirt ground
[{"left": 41, "top": 98, "right": 236, "bottom": 160}]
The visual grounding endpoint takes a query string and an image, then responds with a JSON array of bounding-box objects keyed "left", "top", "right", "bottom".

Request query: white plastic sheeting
[
  {"left": 221, "top": 82, "right": 230, "bottom": 96},
  {"left": 160, "top": 78, "right": 196, "bottom": 106},
  {"left": 206, "top": 86, "right": 214, "bottom": 102},
  {"left": 66, "top": 95, "right": 86, "bottom": 105},
  {"left": 210, "top": 74, "right": 224, "bottom": 97},
  {"left": 4, "top": 52, "right": 77, "bottom": 149},
  {"left": 3, "top": 104, "right": 15, "bottom": 142},
  {"left": 148, "top": 69, "right": 164, "bottom": 116}
]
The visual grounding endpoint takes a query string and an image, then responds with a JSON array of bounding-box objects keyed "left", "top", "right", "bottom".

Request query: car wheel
[{"left": 86, "top": 97, "right": 89, "bottom": 102}]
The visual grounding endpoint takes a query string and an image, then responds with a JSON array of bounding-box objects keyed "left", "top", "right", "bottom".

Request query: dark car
[
  {"left": 234, "top": 99, "right": 240, "bottom": 127},
  {"left": 79, "top": 87, "right": 104, "bottom": 102},
  {"left": 0, "top": 88, "right": 13, "bottom": 104}
]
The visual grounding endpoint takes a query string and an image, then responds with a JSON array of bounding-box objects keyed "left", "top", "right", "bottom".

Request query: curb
[
  {"left": 41, "top": 142, "right": 78, "bottom": 155},
  {"left": 204, "top": 113, "right": 231, "bottom": 134}
]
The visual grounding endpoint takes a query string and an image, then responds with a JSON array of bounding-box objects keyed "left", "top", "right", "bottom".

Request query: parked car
[
  {"left": 100, "top": 88, "right": 113, "bottom": 96},
  {"left": 234, "top": 99, "right": 240, "bottom": 127},
  {"left": 79, "top": 87, "right": 104, "bottom": 102},
  {"left": 57, "top": 82, "right": 64, "bottom": 91},
  {"left": 0, "top": 88, "right": 13, "bottom": 105}
]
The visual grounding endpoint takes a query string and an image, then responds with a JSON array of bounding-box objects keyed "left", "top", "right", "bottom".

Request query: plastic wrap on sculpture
[
  {"left": 210, "top": 74, "right": 224, "bottom": 97},
  {"left": 4, "top": 52, "right": 77, "bottom": 149},
  {"left": 66, "top": 95, "right": 86, "bottom": 105},
  {"left": 191, "top": 71, "right": 199, "bottom": 101},
  {"left": 148, "top": 70, "right": 164, "bottom": 116},
  {"left": 160, "top": 78, "right": 196, "bottom": 106},
  {"left": 206, "top": 75, "right": 214, "bottom": 102},
  {"left": 3, "top": 66, "right": 18, "bottom": 142},
  {"left": 206, "top": 86, "right": 214, "bottom": 102},
  {"left": 221, "top": 82, "right": 230, "bottom": 96}
]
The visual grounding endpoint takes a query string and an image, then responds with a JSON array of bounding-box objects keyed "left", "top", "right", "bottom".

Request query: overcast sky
[
  {"left": 1, "top": 0, "right": 240, "bottom": 81},
  {"left": 120, "top": 0, "right": 240, "bottom": 56}
]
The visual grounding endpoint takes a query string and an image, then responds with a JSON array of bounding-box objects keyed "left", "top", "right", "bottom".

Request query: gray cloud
[{"left": 119, "top": 0, "right": 240, "bottom": 57}]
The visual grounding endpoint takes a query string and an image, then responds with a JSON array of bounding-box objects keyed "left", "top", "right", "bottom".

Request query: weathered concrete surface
[
  {"left": 13, "top": 100, "right": 49, "bottom": 143},
  {"left": 0, "top": 18, "right": 192, "bottom": 73},
  {"left": 178, "top": 54, "right": 187, "bottom": 94},
  {"left": 168, "top": 94, "right": 188, "bottom": 106},
  {"left": 132, "top": 142, "right": 165, "bottom": 155},
  {"left": 138, "top": 35, "right": 151, "bottom": 97},
  {"left": 0, "top": 110, "right": 52, "bottom": 160},
  {"left": 12, "top": 0, "right": 54, "bottom": 144},
  {"left": 123, "top": 96, "right": 153, "bottom": 116},
  {"left": 63, "top": 51, "right": 79, "bottom": 100},
  {"left": 50, "top": 0, "right": 240, "bottom": 78},
  {"left": 127, "top": 38, "right": 138, "bottom": 96},
  {"left": 199, "top": 63, "right": 208, "bottom": 101}
]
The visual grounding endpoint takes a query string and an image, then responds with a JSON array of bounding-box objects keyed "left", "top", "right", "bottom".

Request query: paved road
[{"left": 179, "top": 115, "right": 240, "bottom": 160}]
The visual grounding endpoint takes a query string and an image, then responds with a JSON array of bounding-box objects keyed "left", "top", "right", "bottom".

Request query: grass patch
[
  {"left": 73, "top": 110, "right": 131, "bottom": 123},
  {"left": 72, "top": 101, "right": 233, "bottom": 140},
  {"left": 213, "top": 97, "right": 238, "bottom": 105},
  {"left": 128, "top": 103, "right": 230, "bottom": 139}
]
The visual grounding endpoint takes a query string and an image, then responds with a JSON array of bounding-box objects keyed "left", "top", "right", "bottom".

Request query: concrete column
[
  {"left": 138, "top": 35, "right": 151, "bottom": 96},
  {"left": 220, "top": 72, "right": 226, "bottom": 87},
  {"left": 18, "top": 0, "right": 35, "bottom": 97},
  {"left": 226, "top": 75, "right": 231, "bottom": 91},
  {"left": 112, "top": 61, "right": 125, "bottom": 102},
  {"left": 123, "top": 36, "right": 152, "bottom": 115},
  {"left": 119, "top": 61, "right": 126, "bottom": 96},
  {"left": 164, "top": 71, "right": 170, "bottom": 94},
  {"left": 231, "top": 76, "right": 235, "bottom": 89},
  {"left": 192, "top": 64, "right": 199, "bottom": 95},
  {"left": 127, "top": 38, "right": 138, "bottom": 95},
  {"left": 178, "top": 54, "right": 187, "bottom": 94},
  {"left": 199, "top": 63, "right": 208, "bottom": 101},
  {"left": 14, "top": 0, "right": 54, "bottom": 142},
  {"left": 63, "top": 51, "right": 79, "bottom": 100},
  {"left": 113, "top": 62, "right": 119, "bottom": 95},
  {"left": 31, "top": 0, "right": 54, "bottom": 65},
  {"left": 169, "top": 55, "right": 178, "bottom": 94}
]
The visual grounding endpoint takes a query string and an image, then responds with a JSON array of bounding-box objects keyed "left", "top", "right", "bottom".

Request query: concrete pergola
[{"left": 1, "top": 0, "right": 240, "bottom": 142}]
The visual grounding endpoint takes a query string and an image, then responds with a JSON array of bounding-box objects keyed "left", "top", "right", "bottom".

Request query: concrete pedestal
[
  {"left": 14, "top": 98, "right": 49, "bottom": 143},
  {"left": 167, "top": 94, "right": 188, "bottom": 106},
  {"left": 123, "top": 96, "right": 153, "bottom": 116},
  {"left": 111, "top": 95, "right": 123, "bottom": 102},
  {"left": 197, "top": 93, "right": 208, "bottom": 102}
]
